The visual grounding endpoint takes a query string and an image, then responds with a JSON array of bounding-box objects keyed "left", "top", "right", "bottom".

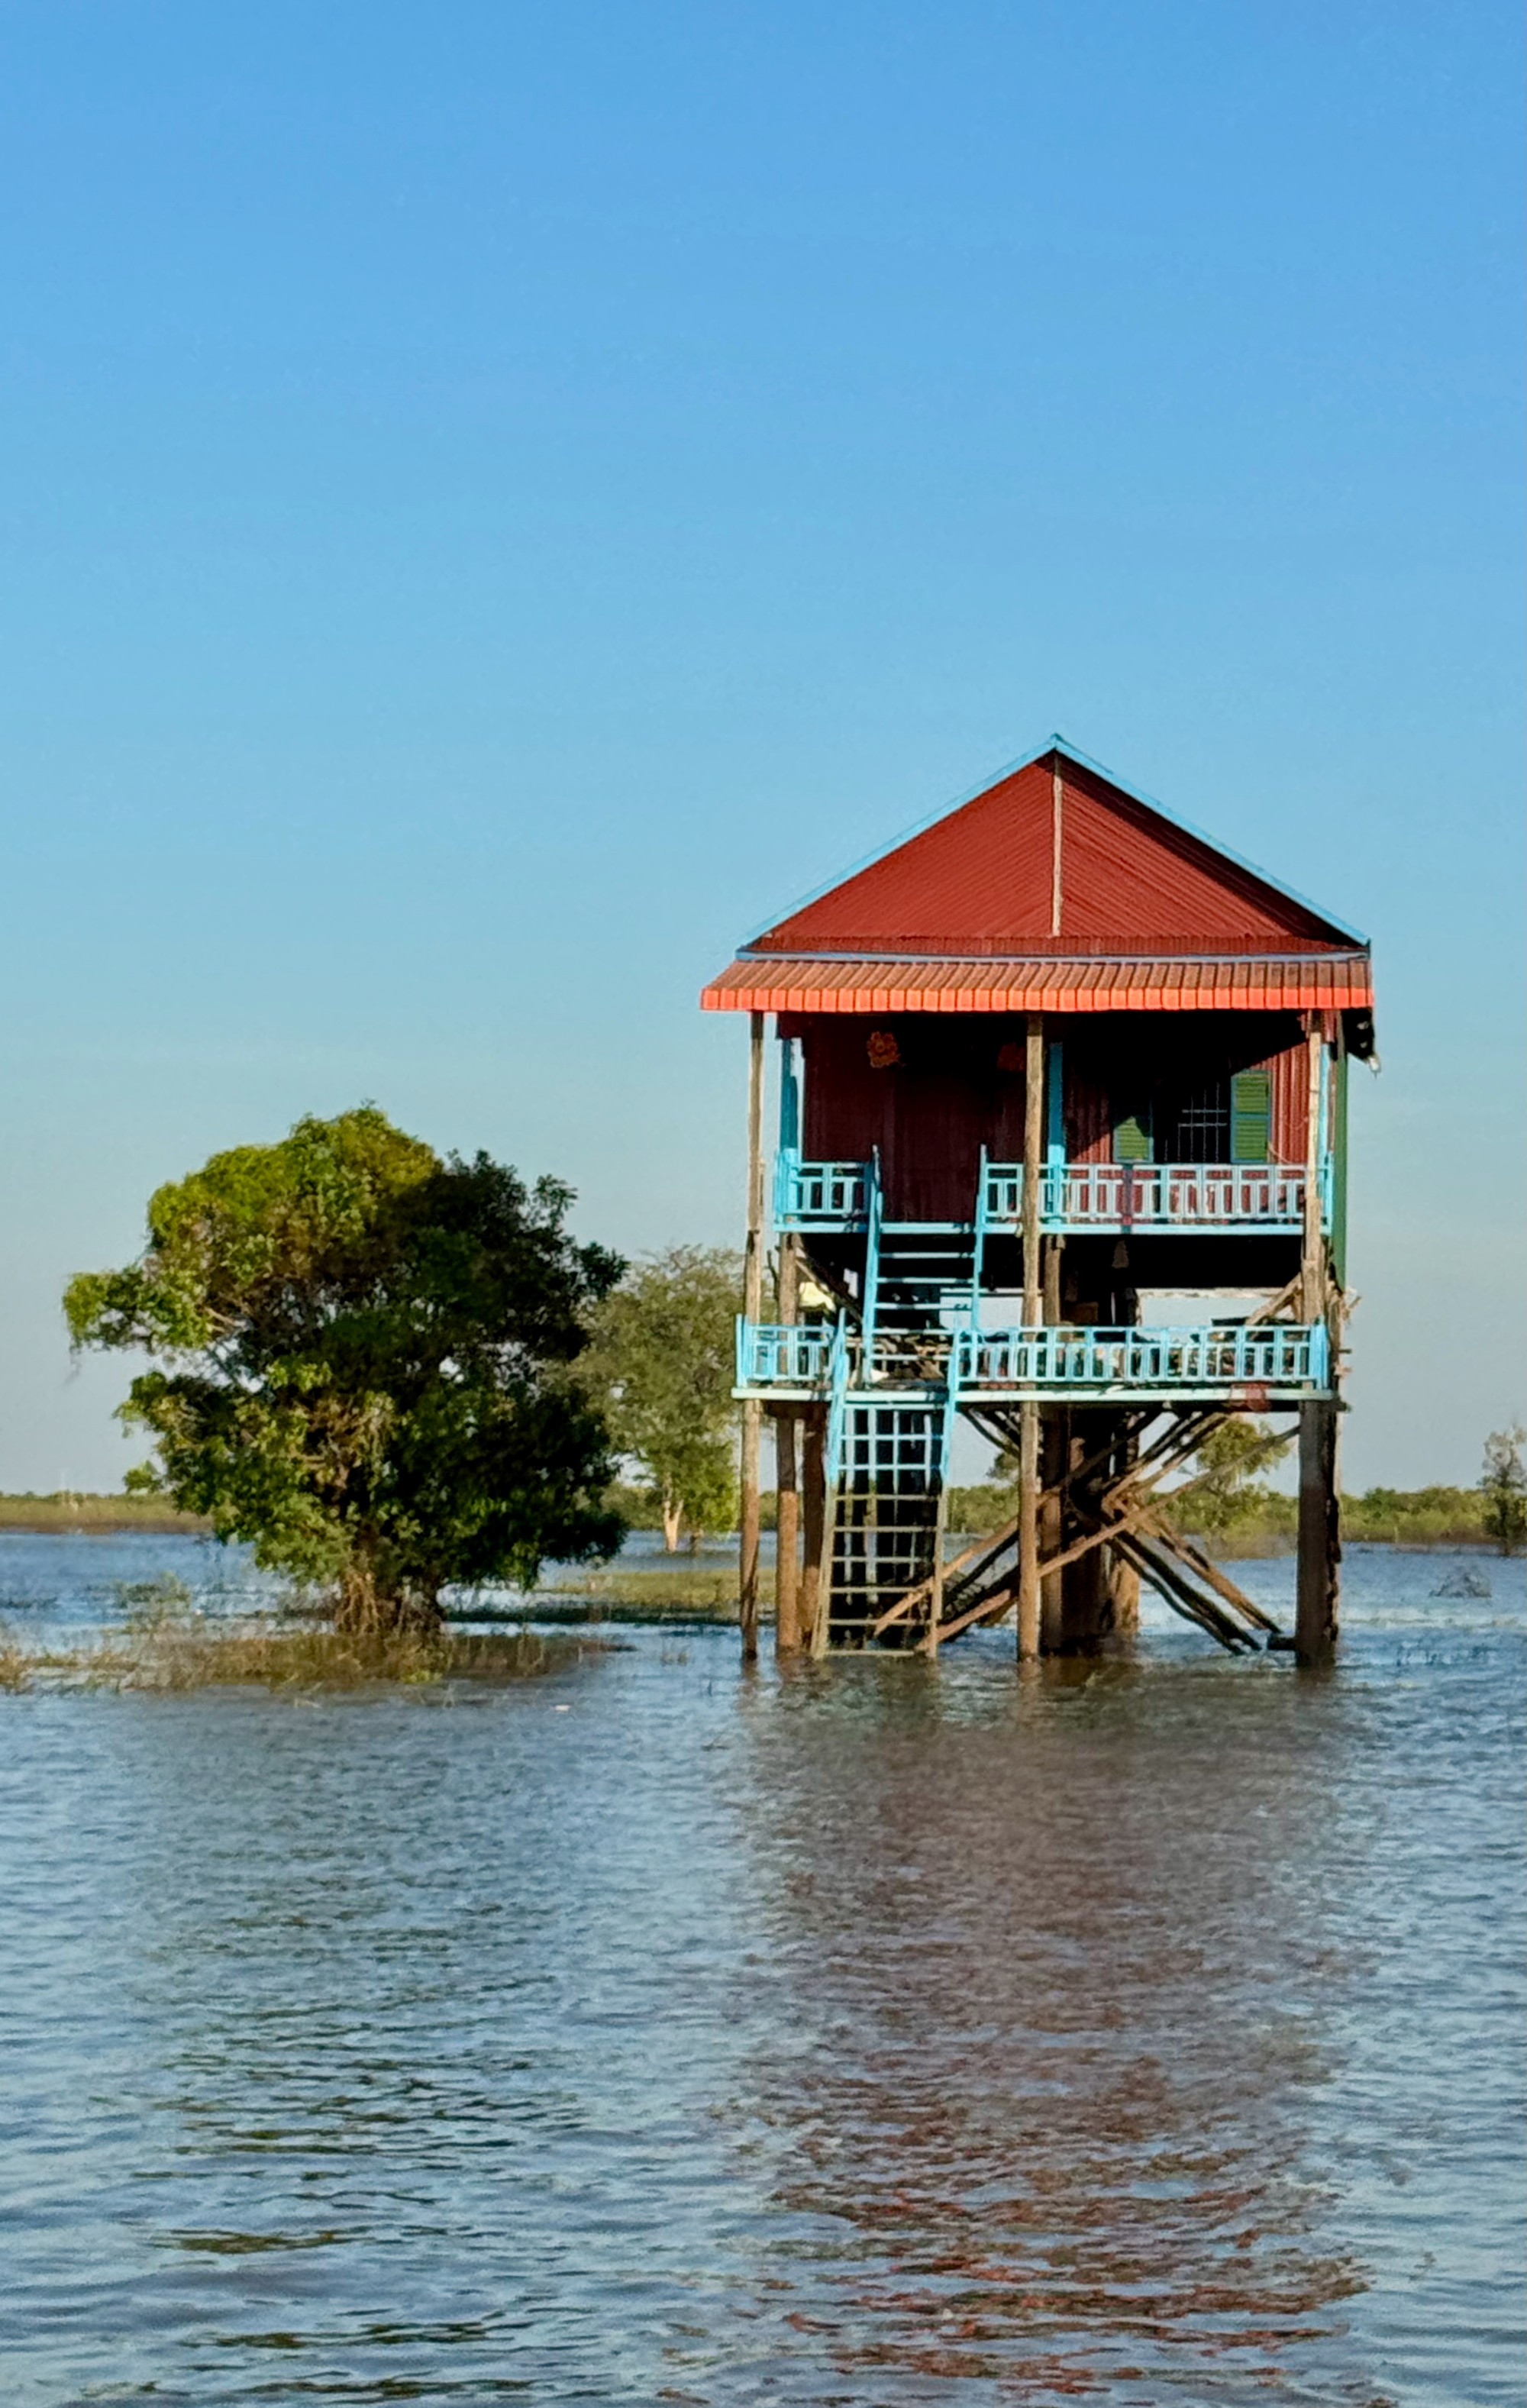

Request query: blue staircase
[{"left": 816, "top": 1154, "right": 969, "bottom": 1645}]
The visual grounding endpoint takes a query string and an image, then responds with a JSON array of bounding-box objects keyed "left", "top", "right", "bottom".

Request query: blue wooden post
[{"left": 1045, "top": 1038, "right": 1065, "bottom": 1223}]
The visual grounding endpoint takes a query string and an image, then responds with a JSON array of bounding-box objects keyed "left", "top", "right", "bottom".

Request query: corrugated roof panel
[
  {"left": 701, "top": 954, "right": 1375, "bottom": 1015},
  {"left": 754, "top": 760, "right": 1057, "bottom": 955},
  {"left": 1057, "top": 760, "right": 1337, "bottom": 951},
  {"left": 747, "top": 748, "right": 1358, "bottom": 960}
]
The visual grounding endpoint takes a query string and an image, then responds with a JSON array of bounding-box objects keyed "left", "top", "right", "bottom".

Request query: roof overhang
[{"left": 702, "top": 952, "right": 1374, "bottom": 1020}]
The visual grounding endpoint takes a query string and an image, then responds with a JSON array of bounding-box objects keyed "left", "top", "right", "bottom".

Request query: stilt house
[{"left": 702, "top": 741, "right": 1374, "bottom": 1664}]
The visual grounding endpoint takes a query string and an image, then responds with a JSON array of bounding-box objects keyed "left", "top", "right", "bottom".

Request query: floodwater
[{"left": 0, "top": 1537, "right": 1522, "bottom": 2406}]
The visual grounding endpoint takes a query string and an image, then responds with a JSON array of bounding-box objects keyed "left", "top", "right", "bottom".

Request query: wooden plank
[
  {"left": 1301, "top": 1023, "right": 1324, "bottom": 1323},
  {"left": 739, "top": 1012, "right": 766, "bottom": 1661},
  {"left": 931, "top": 1583, "right": 1020, "bottom": 1645},
  {"left": 924, "top": 1480, "right": 948, "bottom": 1657},
  {"left": 773, "top": 1235, "right": 799, "bottom": 1653},
  {"left": 871, "top": 1406, "right": 1211, "bottom": 1641},
  {"left": 810, "top": 1474, "right": 837, "bottom": 1661},
  {"left": 1296, "top": 1398, "right": 1340, "bottom": 1663},
  {"left": 800, "top": 1408, "right": 825, "bottom": 1649},
  {"left": 1017, "top": 1011, "right": 1044, "bottom": 1659},
  {"left": 1022, "top": 1014, "right": 1044, "bottom": 1327},
  {"left": 869, "top": 1509, "right": 1024, "bottom": 1635},
  {"left": 1140, "top": 1515, "right": 1283, "bottom": 1638},
  {"left": 774, "top": 1412, "right": 800, "bottom": 1654},
  {"left": 1113, "top": 1532, "right": 1254, "bottom": 1654}
]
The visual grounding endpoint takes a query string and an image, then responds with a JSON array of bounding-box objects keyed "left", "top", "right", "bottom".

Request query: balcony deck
[
  {"left": 737, "top": 1316, "right": 1330, "bottom": 1406},
  {"left": 775, "top": 1151, "right": 1327, "bottom": 1236}
]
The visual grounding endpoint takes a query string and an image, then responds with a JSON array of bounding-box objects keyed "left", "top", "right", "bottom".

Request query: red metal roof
[
  {"left": 702, "top": 744, "right": 1374, "bottom": 1026},
  {"left": 702, "top": 954, "right": 1374, "bottom": 1015}
]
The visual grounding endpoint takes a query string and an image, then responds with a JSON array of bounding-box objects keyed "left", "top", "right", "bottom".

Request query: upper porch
[{"left": 776, "top": 1146, "right": 1334, "bottom": 1238}]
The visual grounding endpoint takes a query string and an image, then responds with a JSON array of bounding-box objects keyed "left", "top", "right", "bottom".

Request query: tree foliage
[
  {"left": 580, "top": 1245, "right": 742, "bottom": 1550},
  {"left": 1480, "top": 1425, "right": 1527, "bottom": 1556},
  {"left": 1177, "top": 1417, "right": 1295, "bottom": 1534},
  {"left": 64, "top": 1108, "right": 625, "bottom": 1630}
]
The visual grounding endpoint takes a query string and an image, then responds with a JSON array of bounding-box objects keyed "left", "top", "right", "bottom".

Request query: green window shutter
[
  {"left": 1230, "top": 1070, "right": 1271, "bottom": 1164},
  {"left": 1113, "top": 1112, "right": 1152, "bottom": 1164}
]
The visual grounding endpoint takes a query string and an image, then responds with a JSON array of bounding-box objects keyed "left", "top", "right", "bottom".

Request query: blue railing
[
  {"left": 775, "top": 1154, "right": 1328, "bottom": 1234},
  {"left": 735, "top": 1317, "right": 1328, "bottom": 1396},
  {"left": 970, "top": 1144, "right": 990, "bottom": 1328},
  {"left": 824, "top": 1313, "right": 851, "bottom": 1489},
  {"left": 953, "top": 1321, "right": 1328, "bottom": 1393},
  {"left": 774, "top": 1151, "right": 870, "bottom": 1228},
  {"left": 736, "top": 1317, "right": 838, "bottom": 1390},
  {"left": 861, "top": 1149, "right": 883, "bottom": 1354},
  {"left": 982, "top": 1160, "right": 1319, "bottom": 1231}
]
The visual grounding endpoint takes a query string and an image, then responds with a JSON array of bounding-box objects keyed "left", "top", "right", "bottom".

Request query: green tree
[
  {"left": 65, "top": 1107, "right": 625, "bottom": 1632},
  {"left": 582, "top": 1246, "right": 742, "bottom": 1551},
  {"left": 1181, "top": 1416, "right": 1295, "bottom": 1534},
  {"left": 1480, "top": 1425, "right": 1527, "bottom": 1556}
]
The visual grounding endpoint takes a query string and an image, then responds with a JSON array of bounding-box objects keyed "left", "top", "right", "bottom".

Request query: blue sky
[{"left": 0, "top": 2, "right": 1519, "bottom": 1491}]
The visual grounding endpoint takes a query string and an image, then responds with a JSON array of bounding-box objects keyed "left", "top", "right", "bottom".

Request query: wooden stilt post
[
  {"left": 773, "top": 1236, "right": 800, "bottom": 1654},
  {"left": 1296, "top": 1399, "right": 1340, "bottom": 1663},
  {"left": 801, "top": 1407, "right": 825, "bottom": 1651},
  {"left": 739, "top": 1011, "right": 766, "bottom": 1662},
  {"left": 926, "top": 1457, "right": 948, "bottom": 1657},
  {"left": 809, "top": 1466, "right": 837, "bottom": 1661},
  {"left": 1296, "top": 1021, "right": 1339, "bottom": 1664},
  {"left": 1039, "top": 1235, "right": 1065, "bottom": 1649},
  {"left": 1017, "top": 1012, "right": 1044, "bottom": 1661},
  {"left": 1106, "top": 1415, "right": 1141, "bottom": 1635},
  {"left": 774, "top": 1412, "right": 799, "bottom": 1653},
  {"left": 1299, "top": 1022, "right": 1325, "bottom": 1326},
  {"left": 1039, "top": 1410, "right": 1067, "bottom": 1652},
  {"left": 1042, "top": 1231, "right": 1063, "bottom": 1325}
]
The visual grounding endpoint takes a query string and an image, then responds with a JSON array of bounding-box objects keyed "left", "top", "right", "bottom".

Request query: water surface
[{"left": 0, "top": 1537, "right": 1522, "bottom": 2405}]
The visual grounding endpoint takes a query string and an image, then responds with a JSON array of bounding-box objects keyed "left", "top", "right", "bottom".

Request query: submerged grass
[
  {"left": 533, "top": 1563, "right": 759, "bottom": 1619},
  {"left": 0, "top": 1608, "right": 607, "bottom": 1694}
]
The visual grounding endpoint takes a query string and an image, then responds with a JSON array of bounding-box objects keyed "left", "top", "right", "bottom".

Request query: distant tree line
[{"left": 944, "top": 1422, "right": 1527, "bottom": 1554}]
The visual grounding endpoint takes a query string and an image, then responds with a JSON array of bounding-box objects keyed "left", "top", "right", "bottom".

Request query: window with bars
[{"left": 1172, "top": 1084, "right": 1230, "bottom": 1161}]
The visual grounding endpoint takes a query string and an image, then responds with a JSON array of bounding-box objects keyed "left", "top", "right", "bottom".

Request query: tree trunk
[
  {"left": 333, "top": 1558, "right": 442, "bottom": 1638},
  {"left": 661, "top": 1492, "right": 683, "bottom": 1552}
]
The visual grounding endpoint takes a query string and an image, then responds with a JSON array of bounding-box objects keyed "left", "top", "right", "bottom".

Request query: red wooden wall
[{"left": 789, "top": 1011, "right": 1310, "bottom": 1206}]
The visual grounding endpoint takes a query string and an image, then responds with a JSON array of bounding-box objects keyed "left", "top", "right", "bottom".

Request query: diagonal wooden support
[
  {"left": 921, "top": 1581, "right": 1021, "bottom": 1646},
  {"left": 1130, "top": 1509, "right": 1283, "bottom": 1639},
  {"left": 1112, "top": 1531, "right": 1258, "bottom": 1654},
  {"left": 870, "top": 1388, "right": 1296, "bottom": 1652},
  {"left": 867, "top": 1499, "right": 1035, "bottom": 1636}
]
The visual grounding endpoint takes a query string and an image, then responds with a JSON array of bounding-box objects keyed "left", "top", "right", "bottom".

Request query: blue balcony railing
[
  {"left": 774, "top": 1154, "right": 1324, "bottom": 1235},
  {"left": 774, "top": 1150, "right": 870, "bottom": 1229},
  {"left": 736, "top": 1318, "right": 838, "bottom": 1390},
  {"left": 982, "top": 1160, "right": 1316, "bottom": 1232},
  {"left": 954, "top": 1320, "right": 1328, "bottom": 1394},
  {"left": 735, "top": 1316, "right": 1329, "bottom": 1398}
]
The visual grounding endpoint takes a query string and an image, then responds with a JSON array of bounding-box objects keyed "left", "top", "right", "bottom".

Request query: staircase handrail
[
  {"left": 940, "top": 1335, "right": 961, "bottom": 1483},
  {"left": 825, "top": 1311, "right": 851, "bottom": 1483},
  {"left": 861, "top": 1148, "right": 883, "bottom": 1357},
  {"left": 970, "top": 1144, "right": 989, "bottom": 1329},
  {"left": 772, "top": 1143, "right": 801, "bottom": 1230}
]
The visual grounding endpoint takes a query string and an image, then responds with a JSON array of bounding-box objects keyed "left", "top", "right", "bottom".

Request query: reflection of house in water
[
  {"left": 728, "top": 1677, "right": 1367, "bottom": 2393},
  {"left": 703, "top": 741, "right": 1374, "bottom": 1664}
]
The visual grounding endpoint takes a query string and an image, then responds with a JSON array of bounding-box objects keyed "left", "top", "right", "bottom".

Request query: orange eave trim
[{"left": 700, "top": 954, "right": 1374, "bottom": 1015}]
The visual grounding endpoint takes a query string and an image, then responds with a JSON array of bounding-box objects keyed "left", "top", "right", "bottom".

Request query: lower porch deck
[{"left": 737, "top": 1316, "right": 1330, "bottom": 1407}]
